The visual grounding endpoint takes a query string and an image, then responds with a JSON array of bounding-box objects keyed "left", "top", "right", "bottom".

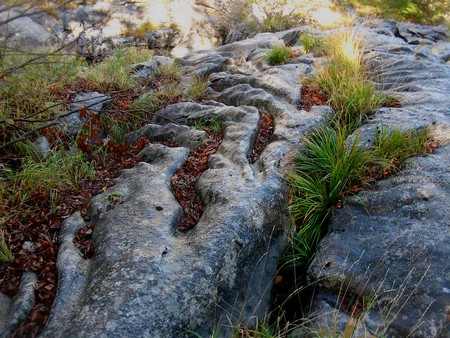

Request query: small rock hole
[{"left": 155, "top": 206, "right": 163, "bottom": 211}]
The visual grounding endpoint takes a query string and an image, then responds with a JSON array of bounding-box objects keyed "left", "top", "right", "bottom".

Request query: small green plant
[
  {"left": 0, "top": 230, "right": 13, "bottom": 263},
  {"left": 186, "top": 75, "right": 210, "bottom": 101},
  {"left": 193, "top": 116, "right": 225, "bottom": 133},
  {"left": 369, "top": 126, "right": 429, "bottom": 175},
  {"left": 298, "top": 33, "right": 321, "bottom": 53},
  {"left": 123, "top": 21, "right": 157, "bottom": 40},
  {"left": 266, "top": 45, "right": 291, "bottom": 66},
  {"left": 102, "top": 191, "right": 124, "bottom": 204}
]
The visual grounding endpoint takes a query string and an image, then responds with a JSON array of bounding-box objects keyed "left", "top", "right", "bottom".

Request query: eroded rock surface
[
  {"left": 307, "top": 20, "right": 450, "bottom": 338},
  {"left": 2, "top": 13, "right": 448, "bottom": 337},
  {"left": 39, "top": 29, "right": 324, "bottom": 337}
]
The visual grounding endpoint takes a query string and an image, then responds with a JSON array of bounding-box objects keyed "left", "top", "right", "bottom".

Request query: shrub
[
  {"left": 340, "top": 0, "right": 450, "bottom": 26},
  {"left": 266, "top": 44, "right": 291, "bottom": 65},
  {"left": 261, "top": 11, "right": 307, "bottom": 32},
  {"left": 123, "top": 21, "right": 157, "bottom": 40}
]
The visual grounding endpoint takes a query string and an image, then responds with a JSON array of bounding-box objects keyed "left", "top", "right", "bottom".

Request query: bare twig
[{"left": 0, "top": 39, "right": 79, "bottom": 80}]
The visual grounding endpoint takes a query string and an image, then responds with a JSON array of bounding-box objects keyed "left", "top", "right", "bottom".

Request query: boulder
[
  {"left": 0, "top": 7, "right": 56, "bottom": 49},
  {"left": 0, "top": 272, "right": 37, "bottom": 338},
  {"left": 59, "top": 92, "right": 111, "bottom": 136},
  {"left": 307, "top": 21, "right": 450, "bottom": 338},
  {"left": 39, "top": 30, "right": 329, "bottom": 337}
]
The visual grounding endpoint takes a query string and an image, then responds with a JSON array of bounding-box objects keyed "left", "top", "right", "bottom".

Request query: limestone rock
[
  {"left": 0, "top": 7, "right": 56, "bottom": 49},
  {"left": 0, "top": 272, "right": 37, "bottom": 338},
  {"left": 307, "top": 21, "right": 450, "bottom": 338},
  {"left": 40, "top": 27, "right": 330, "bottom": 336},
  {"left": 59, "top": 92, "right": 111, "bottom": 136}
]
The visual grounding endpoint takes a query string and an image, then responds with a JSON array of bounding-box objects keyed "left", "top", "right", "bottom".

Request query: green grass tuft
[
  {"left": 287, "top": 125, "right": 368, "bottom": 265},
  {"left": 85, "top": 48, "right": 152, "bottom": 92},
  {"left": 186, "top": 75, "right": 210, "bottom": 101},
  {"left": 193, "top": 116, "right": 225, "bottom": 133},
  {"left": 266, "top": 45, "right": 291, "bottom": 66},
  {"left": 2, "top": 150, "right": 95, "bottom": 210},
  {"left": 369, "top": 126, "right": 429, "bottom": 175},
  {"left": 0, "top": 231, "right": 13, "bottom": 263},
  {"left": 299, "top": 33, "right": 322, "bottom": 53}
]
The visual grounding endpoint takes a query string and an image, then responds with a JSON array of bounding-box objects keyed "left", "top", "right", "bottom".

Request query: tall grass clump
[
  {"left": 85, "top": 48, "right": 152, "bottom": 91},
  {"left": 1, "top": 150, "right": 95, "bottom": 211},
  {"left": 266, "top": 45, "right": 291, "bottom": 66},
  {"left": 312, "top": 30, "right": 380, "bottom": 132},
  {"left": 286, "top": 125, "right": 368, "bottom": 266}
]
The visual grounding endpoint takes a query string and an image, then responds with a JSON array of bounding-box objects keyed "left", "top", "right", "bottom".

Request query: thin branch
[
  {"left": 0, "top": 121, "right": 58, "bottom": 149},
  {"left": 0, "top": 40, "right": 78, "bottom": 80}
]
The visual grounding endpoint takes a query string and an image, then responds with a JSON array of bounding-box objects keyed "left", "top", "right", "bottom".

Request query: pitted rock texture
[
  {"left": 40, "top": 29, "right": 327, "bottom": 337},
  {"left": 307, "top": 20, "right": 450, "bottom": 338}
]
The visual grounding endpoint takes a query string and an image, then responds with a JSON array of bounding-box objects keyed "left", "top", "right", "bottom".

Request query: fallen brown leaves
[
  {"left": 171, "top": 132, "right": 223, "bottom": 231},
  {"left": 249, "top": 113, "right": 274, "bottom": 164},
  {"left": 1, "top": 137, "right": 149, "bottom": 338}
]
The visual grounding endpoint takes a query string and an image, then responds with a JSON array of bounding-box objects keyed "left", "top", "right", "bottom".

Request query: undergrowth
[
  {"left": 85, "top": 48, "right": 153, "bottom": 91},
  {"left": 1, "top": 149, "right": 95, "bottom": 218}
]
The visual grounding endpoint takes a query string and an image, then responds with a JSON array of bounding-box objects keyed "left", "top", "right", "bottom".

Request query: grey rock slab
[
  {"left": 59, "top": 92, "right": 111, "bottom": 135},
  {"left": 41, "top": 112, "right": 287, "bottom": 337},
  {"left": 0, "top": 8, "right": 56, "bottom": 48},
  {"left": 397, "top": 22, "right": 448, "bottom": 44},
  {"left": 124, "top": 123, "right": 207, "bottom": 149},
  {"left": 308, "top": 21, "right": 450, "bottom": 338},
  {"left": 131, "top": 60, "right": 158, "bottom": 80},
  {"left": 0, "top": 272, "right": 37, "bottom": 338}
]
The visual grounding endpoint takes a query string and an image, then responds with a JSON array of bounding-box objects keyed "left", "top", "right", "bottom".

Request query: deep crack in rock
[{"left": 171, "top": 132, "right": 223, "bottom": 231}]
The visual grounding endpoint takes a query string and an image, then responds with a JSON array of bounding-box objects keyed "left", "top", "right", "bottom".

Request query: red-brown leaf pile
[
  {"left": 171, "top": 132, "right": 223, "bottom": 231},
  {"left": 248, "top": 113, "right": 274, "bottom": 164}
]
